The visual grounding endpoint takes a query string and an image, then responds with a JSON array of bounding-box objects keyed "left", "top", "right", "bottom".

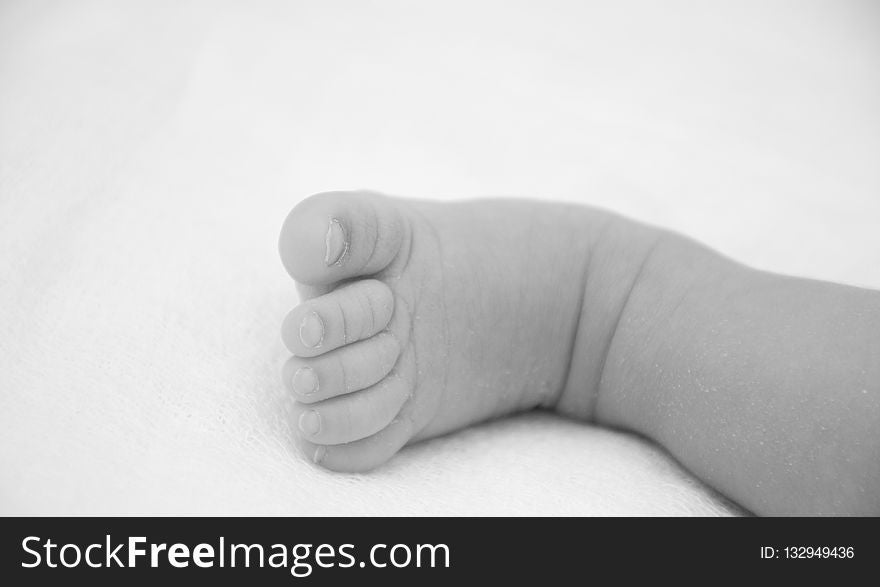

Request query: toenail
[
  {"left": 313, "top": 445, "right": 326, "bottom": 464},
  {"left": 299, "top": 410, "right": 322, "bottom": 436},
  {"left": 299, "top": 312, "right": 324, "bottom": 348},
  {"left": 324, "top": 218, "right": 348, "bottom": 266},
  {"left": 292, "top": 366, "right": 319, "bottom": 396}
]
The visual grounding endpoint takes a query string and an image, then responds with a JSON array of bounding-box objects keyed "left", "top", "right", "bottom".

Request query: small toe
[
  {"left": 292, "top": 373, "right": 411, "bottom": 445},
  {"left": 282, "top": 279, "right": 394, "bottom": 357},
  {"left": 298, "top": 411, "right": 416, "bottom": 473},
  {"left": 282, "top": 331, "right": 402, "bottom": 403}
]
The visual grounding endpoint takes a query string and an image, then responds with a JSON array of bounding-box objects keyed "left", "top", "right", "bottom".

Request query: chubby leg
[{"left": 594, "top": 234, "right": 880, "bottom": 515}]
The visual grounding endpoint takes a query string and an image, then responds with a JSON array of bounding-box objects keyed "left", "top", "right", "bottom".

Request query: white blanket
[{"left": 2, "top": 0, "right": 878, "bottom": 515}]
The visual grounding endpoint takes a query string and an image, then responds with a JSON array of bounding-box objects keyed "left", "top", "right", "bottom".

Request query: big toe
[{"left": 279, "top": 190, "right": 409, "bottom": 286}]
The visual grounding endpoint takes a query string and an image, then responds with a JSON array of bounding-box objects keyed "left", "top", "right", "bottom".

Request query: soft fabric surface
[{"left": 1, "top": 0, "right": 877, "bottom": 515}]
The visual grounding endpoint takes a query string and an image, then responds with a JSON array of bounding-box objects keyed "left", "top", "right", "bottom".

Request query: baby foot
[{"left": 278, "top": 190, "right": 658, "bottom": 471}]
